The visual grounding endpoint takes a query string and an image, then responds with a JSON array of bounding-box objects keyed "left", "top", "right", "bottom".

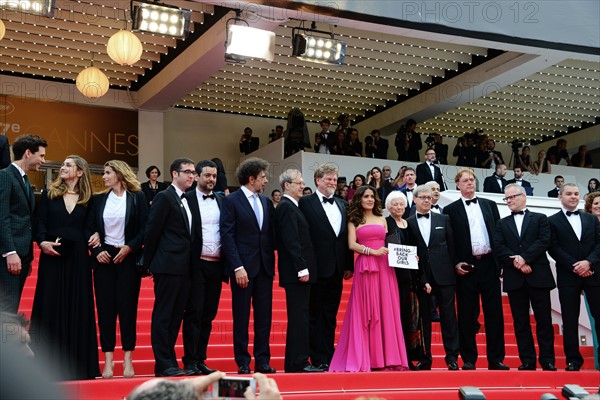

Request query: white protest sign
[{"left": 388, "top": 243, "right": 418, "bottom": 270}]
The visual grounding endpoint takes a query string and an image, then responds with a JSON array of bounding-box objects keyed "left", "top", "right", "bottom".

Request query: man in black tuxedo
[
  {"left": 239, "top": 127, "right": 259, "bottom": 155},
  {"left": 395, "top": 119, "right": 422, "bottom": 162},
  {"left": 494, "top": 184, "right": 556, "bottom": 371},
  {"left": 415, "top": 148, "right": 446, "bottom": 191},
  {"left": 483, "top": 163, "right": 508, "bottom": 194},
  {"left": 299, "top": 163, "right": 354, "bottom": 371},
  {"left": 548, "top": 183, "right": 600, "bottom": 371},
  {"left": 443, "top": 168, "right": 509, "bottom": 371},
  {"left": 365, "top": 129, "right": 389, "bottom": 159},
  {"left": 0, "top": 135, "right": 47, "bottom": 313},
  {"left": 407, "top": 186, "right": 459, "bottom": 371},
  {"left": 401, "top": 167, "right": 417, "bottom": 218},
  {"left": 0, "top": 134, "right": 10, "bottom": 169},
  {"left": 314, "top": 119, "right": 335, "bottom": 154},
  {"left": 547, "top": 175, "right": 564, "bottom": 198},
  {"left": 274, "top": 169, "right": 323, "bottom": 373},
  {"left": 144, "top": 158, "right": 196, "bottom": 377},
  {"left": 220, "top": 158, "right": 275, "bottom": 374},
  {"left": 182, "top": 160, "right": 226, "bottom": 376},
  {"left": 506, "top": 167, "right": 532, "bottom": 190}
]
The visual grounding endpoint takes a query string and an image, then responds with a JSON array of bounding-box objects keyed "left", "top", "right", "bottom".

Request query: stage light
[
  {"left": 292, "top": 26, "right": 346, "bottom": 66},
  {"left": 131, "top": 1, "right": 191, "bottom": 38},
  {"left": 0, "top": 0, "right": 55, "bottom": 18},
  {"left": 224, "top": 11, "right": 275, "bottom": 64},
  {"left": 459, "top": 386, "right": 486, "bottom": 400}
]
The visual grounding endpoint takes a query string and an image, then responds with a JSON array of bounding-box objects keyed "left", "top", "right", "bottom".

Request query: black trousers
[
  {"left": 507, "top": 284, "right": 554, "bottom": 366},
  {"left": 0, "top": 258, "right": 30, "bottom": 313},
  {"left": 309, "top": 271, "right": 343, "bottom": 366},
  {"left": 419, "top": 283, "right": 459, "bottom": 364},
  {"left": 283, "top": 282, "right": 311, "bottom": 372},
  {"left": 455, "top": 254, "right": 505, "bottom": 365},
  {"left": 230, "top": 268, "right": 273, "bottom": 367},
  {"left": 92, "top": 245, "right": 141, "bottom": 352},
  {"left": 397, "top": 281, "right": 417, "bottom": 361},
  {"left": 182, "top": 259, "right": 224, "bottom": 366},
  {"left": 559, "top": 283, "right": 600, "bottom": 367},
  {"left": 151, "top": 272, "right": 191, "bottom": 373}
]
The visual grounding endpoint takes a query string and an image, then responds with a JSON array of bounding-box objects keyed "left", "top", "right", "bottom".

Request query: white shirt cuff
[{"left": 297, "top": 268, "right": 309, "bottom": 277}]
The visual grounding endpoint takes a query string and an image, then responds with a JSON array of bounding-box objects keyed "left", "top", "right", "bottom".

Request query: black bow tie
[
  {"left": 431, "top": 204, "right": 440, "bottom": 209},
  {"left": 566, "top": 210, "right": 579, "bottom": 216},
  {"left": 180, "top": 193, "right": 186, "bottom": 200},
  {"left": 511, "top": 210, "right": 524, "bottom": 215},
  {"left": 516, "top": 179, "right": 522, "bottom": 182},
  {"left": 323, "top": 197, "right": 334, "bottom": 204},
  {"left": 203, "top": 194, "right": 215, "bottom": 200},
  {"left": 406, "top": 188, "right": 413, "bottom": 192},
  {"left": 417, "top": 213, "right": 429, "bottom": 219},
  {"left": 465, "top": 198, "right": 477, "bottom": 205}
]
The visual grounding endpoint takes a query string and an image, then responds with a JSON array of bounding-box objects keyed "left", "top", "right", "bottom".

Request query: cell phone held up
[
  {"left": 462, "top": 263, "right": 475, "bottom": 272},
  {"left": 204, "top": 376, "right": 256, "bottom": 400}
]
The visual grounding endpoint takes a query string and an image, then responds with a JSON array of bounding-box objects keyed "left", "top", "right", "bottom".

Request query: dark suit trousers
[
  {"left": 558, "top": 282, "right": 600, "bottom": 367},
  {"left": 93, "top": 245, "right": 141, "bottom": 351},
  {"left": 151, "top": 273, "right": 191, "bottom": 373},
  {"left": 230, "top": 268, "right": 273, "bottom": 367},
  {"left": 283, "top": 282, "right": 311, "bottom": 372},
  {"left": 419, "top": 283, "right": 459, "bottom": 364},
  {"left": 182, "top": 259, "right": 224, "bottom": 366},
  {"left": 455, "top": 254, "right": 505, "bottom": 365},
  {"left": 507, "top": 284, "right": 555, "bottom": 366},
  {"left": 0, "top": 259, "right": 30, "bottom": 313},
  {"left": 397, "top": 282, "right": 416, "bottom": 361},
  {"left": 309, "top": 271, "right": 343, "bottom": 366}
]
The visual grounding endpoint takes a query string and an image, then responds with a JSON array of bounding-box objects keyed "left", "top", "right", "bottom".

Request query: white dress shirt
[
  {"left": 462, "top": 197, "right": 492, "bottom": 256},
  {"left": 196, "top": 189, "right": 221, "bottom": 259},
  {"left": 172, "top": 184, "right": 192, "bottom": 234},
  {"left": 562, "top": 208, "right": 582, "bottom": 240},
  {"left": 317, "top": 190, "right": 342, "bottom": 236},
  {"left": 103, "top": 191, "right": 126, "bottom": 246}
]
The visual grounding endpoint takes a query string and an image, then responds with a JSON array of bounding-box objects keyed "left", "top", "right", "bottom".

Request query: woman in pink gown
[{"left": 330, "top": 185, "right": 409, "bottom": 372}]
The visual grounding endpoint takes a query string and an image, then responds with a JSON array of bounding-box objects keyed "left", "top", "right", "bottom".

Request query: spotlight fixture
[
  {"left": 0, "top": 0, "right": 55, "bottom": 18},
  {"left": 131, "top": 1, "right": 191, "bottom": 38},
  {"left": 224, "top": 10, "right": 275, "bottom": 64},
  {"left": 292, "top": 23, "right": 346, "bottom": 66}
]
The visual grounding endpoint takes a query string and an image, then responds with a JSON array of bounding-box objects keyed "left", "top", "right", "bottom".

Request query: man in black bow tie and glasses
[
  {"left": 494, "top": 184, "right": 556, "bottom": 371},
  {"left": 443, "top": 168, "right": 509, "bottom": 371},
  {"left": 181, "top": 160, "right": 225, "bottom": 376},
  {"left": 548, "top": 183, "right": 600, "bottom": 371}
]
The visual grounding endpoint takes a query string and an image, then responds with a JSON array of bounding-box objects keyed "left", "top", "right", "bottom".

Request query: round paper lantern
[
  {"left": 107, "top": 30, "right": 143, "bottom": 65},
  {"left": 0, "top": 19, "right": 6, "bottom": 41},
  {"left": 76, "top": 66, "right": 110, "bottom": 98}
]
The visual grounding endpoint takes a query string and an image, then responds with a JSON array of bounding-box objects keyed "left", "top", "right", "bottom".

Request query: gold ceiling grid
[
  {"left": 178, "top": 23, "right": 488, "bottom": 122},
  {"left": 0, "top": 0, "right": 214, "bottom": 87},
  {"left": 419, "top": 59, "right": 600, "bottom": 141}
]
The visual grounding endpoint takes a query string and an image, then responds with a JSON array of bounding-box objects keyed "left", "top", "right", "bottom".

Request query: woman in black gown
[{"left": 30, "top": 155, "right": 99, "bottom": 380}]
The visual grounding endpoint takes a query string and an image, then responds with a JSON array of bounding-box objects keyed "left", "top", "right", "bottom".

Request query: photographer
[
  {"left": 453, "top": 133, "right": 477, "bottom": 167},
  {"left": 432, "top": 133, "right": 448, "bottom": 165},
  {"left": 395, "top": 119, "right": 422, "bottom": 162},
  {"left": 477, "top": 139, "right": 504, "bottom": 169},
  {"left": 239, "top": 127, "right": 259, "bottom": 155},
  {"left": 268, "top": 125, "right": 284, "bottom": 143}
]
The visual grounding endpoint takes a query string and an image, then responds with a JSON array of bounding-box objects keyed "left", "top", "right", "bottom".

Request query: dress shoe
[
  {"left": 156, "top": 367, "right": 186, "bottom": 377},
  {"left": 316, "top": 363, "right": 330, "bottom": 371},
  {"left": 447, "top": 361, "right": 459, "bottom": 371},
  {"left": 255, "top": 364, "right": 276, "bottom": 374},
  {"left": 565, "top": 363, "right": 580, "bottom": 371},
  {"left": 489, "top": 362, "right": 510, "bottom": 370},
  {"left": 518, "top": 363, "right": 536, "bottom": 371},
  {"left": 197, "top": 363, "right": 216, "bottom": 375},
  {"left": 542, "top": 363, "right": 557, "bottom": 371},
  {"left": 238, "top": 365, "right": 251, "bottom": 374},
  {"left": 415, "top": 362, "right": 432, "bottom": 370},
  {"left": 408, "top": 363, "right": 419, "bottom": 371},
  {"left": 300, "top": 364, "right": 324, "bottom": 373},
  {"left": 462, "top": 362, "right": 476, "bottom": 370},
  {"left": 184, "top": 364, "right": 203, "bottom": 376}
]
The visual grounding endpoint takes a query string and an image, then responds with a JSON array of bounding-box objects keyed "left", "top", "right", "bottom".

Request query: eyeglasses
[
  {"left": 416, "top": 196, "right": 432, "bottom": 201},
  {"left": 502, "top": 193, "right": 523, "bottom": 202},
  {"left": 290, "top": 181, "right": 305, "bottom": 185},
  {"left": 178, "top": 170, "right": 198, "bottom": 176}
]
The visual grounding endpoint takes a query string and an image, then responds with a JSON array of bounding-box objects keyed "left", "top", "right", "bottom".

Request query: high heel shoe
[
  {"left": 123, "top": 351, "right": 135, "bottom": 378},
  {"left": 102, "top": 352, "right": 114, "bottom": 379}
]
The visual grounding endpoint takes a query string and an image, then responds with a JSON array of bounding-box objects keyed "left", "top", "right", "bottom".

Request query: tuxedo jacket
[
  {"left": 415, "top": 162, "right": 445, "bottom": 191},
  {"left": 88, "top": 190, "right": 148, "bottom": 258},
  {"left": 407, "top": 212, "right": 456, "bottom": 286},
  {"left": 547, "top": 188, "right": 560, "bottom": 198},
  {"left": 483, "top": 174, "right": 508, "bottom": 194},
  {"left": 239, "top": 136, "right": 259, "bottom": 155},
  {"left": 506, "top": 179, "right": 531, "bottom": 188},
  {"left": 220, "top": 188, "right": 275, "bottom": 279},
  {"left": 143, "top": 186, "right": 192, "bottom": 275},
  {"left": 0, "top": 164, "right": 35, "bottom": 263},
  {"left": 395, "top": 131, "right": 422, "bottom": 162},
  {"left": 366, "top": 138, "right": 389, "bottom": 159},
  {"left": 548, "top": 211, "right": 600, "bottom": 288},
  {"left": 183, "top": 190, "right": 224, "bottom": 268},
  {"left": 299, "top": 193, "right": 353, "bottom": 279},
  {"left": 443, "top": 197, "right": 500, "bottom": 269},
  {"left": 274, "top": 197, "right": 316, "bottom": 286},
  {"left": 494, "top": 210, "right": 555, "bottom": 292}
]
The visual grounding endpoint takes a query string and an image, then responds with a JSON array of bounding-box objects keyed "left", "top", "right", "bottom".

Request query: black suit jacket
[
  {"left": 547, "top": 188, "right": 560, "bottom": 198},
  {"left": 506, "top": 179, "right": 531, "bottom": 188},
  {"left": 220, "top": 188, "right": 275, "bottom": 278},
  {"left": 366, "top": 138, "right": 389, "bottom": 159},
  {"left": 483, "top": 174, "right": 508, "bottom": 194},
  {"left": 407, "top": 212, "right": 456, "bottom": 286},
  {"left": 299, "top": 193, "right": 353, "bottom": 279},
  {"left": 443, "top": 197, "right": 500, "bottom": 269},
  {"left": 415, "top": 162, "right": 446, "bottom": 191},
  {"left": 548, "top": 211, "right": 600, "bottom": 288},
  {"left": 395, "top": 131, "right": 422, "bottom": 162},
  {"left": 494, "top": 210, "right": 555, "bottom": 292},
  {"left": 239, "top": 137, "right": 259, "bottom": 155},
  {"left": 144, "top": 186, "right": 192, "bottom": 275},
  {"left": 0, "top": 135, "right": 10, "bottom": 169},
  {"left": 274, "top": 197, "right": 316, "bottom": 286},
  {"left": 88, "top": 190, "right": 148, "bottom": 258}
]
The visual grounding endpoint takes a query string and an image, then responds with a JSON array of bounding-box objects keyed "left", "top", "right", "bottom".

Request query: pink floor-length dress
[{"left": 329, "top": 224, "right": 409, "bottom": 372}]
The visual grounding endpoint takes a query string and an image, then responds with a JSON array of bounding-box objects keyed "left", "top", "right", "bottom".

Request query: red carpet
[{"left": 18, "top": 248, "right": 599, "bottom": 399}]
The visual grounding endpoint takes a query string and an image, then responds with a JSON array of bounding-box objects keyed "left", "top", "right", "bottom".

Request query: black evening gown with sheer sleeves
[{"left": 30, "top": 190, "right": 100, "bottom": 380}]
